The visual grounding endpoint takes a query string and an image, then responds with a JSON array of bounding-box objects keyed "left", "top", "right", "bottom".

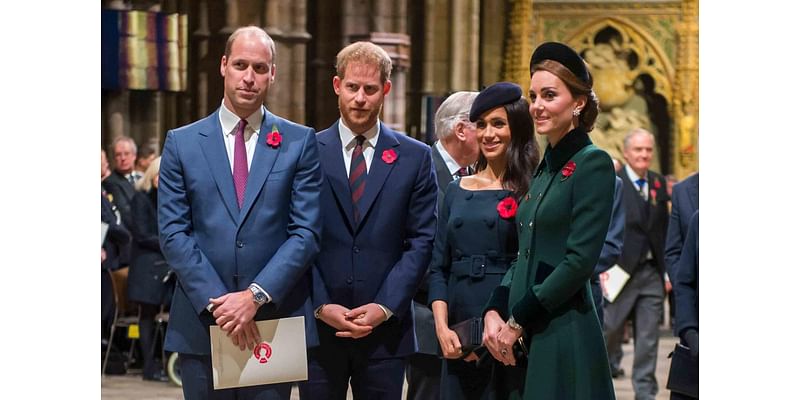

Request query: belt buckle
[{"left": 470, "top": 255, "right": 486, "bottom": 278}]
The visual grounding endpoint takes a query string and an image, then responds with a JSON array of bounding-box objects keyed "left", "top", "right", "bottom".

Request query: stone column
[
  {"left": 449, "top": 0, "right": 479, "bottom": 90},
  {"left": 673, "top": 0, "right": 699, "bottom": 179},
  {"left": 264, "top": 0, "right": 311, "bottom": 123}
]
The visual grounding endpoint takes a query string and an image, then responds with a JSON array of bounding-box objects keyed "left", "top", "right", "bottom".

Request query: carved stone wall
[{"left": 520, "top": 0, "right": 698, "bottom": 177}]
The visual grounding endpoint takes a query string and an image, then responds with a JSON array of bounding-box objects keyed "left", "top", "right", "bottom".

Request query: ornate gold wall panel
[{"left": 522, "top": 0, "right": 698, "bottom": 178}]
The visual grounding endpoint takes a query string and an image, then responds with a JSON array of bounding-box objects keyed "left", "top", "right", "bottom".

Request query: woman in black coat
[{"left": 128, "top": 156, "right": 174, "bottom": 381}]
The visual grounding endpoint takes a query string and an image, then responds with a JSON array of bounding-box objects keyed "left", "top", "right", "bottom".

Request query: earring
[{"left": 572, "top": 109, "right": 580, "bottom": 116}]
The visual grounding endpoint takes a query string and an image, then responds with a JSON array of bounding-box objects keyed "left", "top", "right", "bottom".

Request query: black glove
[{"left": 682, "top": 329, "right": 699, "bottom": 358}]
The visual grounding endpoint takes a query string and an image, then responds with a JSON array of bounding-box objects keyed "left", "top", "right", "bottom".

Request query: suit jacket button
[
  {"left": 353, "top": 246, "right": 360, "bottom": 253},
  {"left": 346, "top": 277, "right": 353, "bottom": 284},
  {"left": 236, "top": 240, "right": 244, "bottom": 248}
]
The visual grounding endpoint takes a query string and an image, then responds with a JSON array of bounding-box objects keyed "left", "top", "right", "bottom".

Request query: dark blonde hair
[
  {"left": 532, "top": 59, "right": 599, "bottom": 132},
  {"left": 335, "top": 41, "right": 393, "bottom": 83}
]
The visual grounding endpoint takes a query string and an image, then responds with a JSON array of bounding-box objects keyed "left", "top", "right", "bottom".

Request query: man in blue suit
[
  {"left": 665, "top": 173, "right": 699, "bottom": 281},
  {"left": 300, "top": 41, "right": 438, "bottom": 400},
  {"left": 158, "top": 26, "right": 322, "bottom": 400}
]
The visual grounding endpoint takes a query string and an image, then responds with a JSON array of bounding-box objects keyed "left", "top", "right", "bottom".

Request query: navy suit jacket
[
  {"left": 158, "top": 108, "right": 322, "bottom": 355},
  {"left": 311, "top": 121, "right": 438, "bottom": 359},
  {"left": 617, "top": 168, "right": 669, "bottom": 279},
  {"left": 593, "top": 176, "right": 625, "bottom": 277},
  {"left": 665, "top": 173, "right": 699, "bottom": 280},
  {"left": 674, "top": 210, "right": 698, "bottom": 338}
]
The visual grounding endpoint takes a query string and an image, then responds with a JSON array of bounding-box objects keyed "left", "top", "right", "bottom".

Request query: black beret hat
[
  {"left": 468, "top": 82, "right": 523, "bottom": 122},
  {"left": 529, "top": 42, "right": 590, "bottom": 84}
]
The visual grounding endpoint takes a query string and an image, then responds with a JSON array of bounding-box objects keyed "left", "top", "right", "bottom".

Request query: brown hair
[
  {"left": 532, "top": 59, "right": 599, "bottom": 132},
  {"left": 335, "top": 41, "right": 393, "bottom": 83}
]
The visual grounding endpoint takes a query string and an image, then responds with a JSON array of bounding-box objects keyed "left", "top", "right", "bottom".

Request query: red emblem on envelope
[{"left": 253, "top": 342, "right": 273, "bottom": 364}]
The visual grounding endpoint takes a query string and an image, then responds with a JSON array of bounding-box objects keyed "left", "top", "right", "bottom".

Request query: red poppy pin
[
  {"left": 654, "top": 179, "right": 661, "bottom": 189},
  {"left": 382, "top": 149, "right": 398, "bottom": 164},
  {"left": 266, "top": 124, "right": 282, "bottom": 148},
  {"left": 497, "top": 197, "right": 518, "bottom": 219},
  {"left": 560, "top": 160, "right": 576, "bottom": 181}
]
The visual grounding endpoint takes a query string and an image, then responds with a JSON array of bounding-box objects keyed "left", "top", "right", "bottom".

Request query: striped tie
[{"left": 349, "top": 135, "right": 367, "bottom": 223}]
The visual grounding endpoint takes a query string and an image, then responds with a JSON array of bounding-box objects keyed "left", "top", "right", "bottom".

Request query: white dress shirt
[
  {"left": 435, "top": 140, "right": 464, "bottom": 178},
  {"left": 339, "top": 119, "right": 380, "bottom": 175},
  {"left": 218, "top": 102, "right": 264, "bottom": 174},
  {"left": 624, "top": 164, "right": 649, "bottom": 201}
]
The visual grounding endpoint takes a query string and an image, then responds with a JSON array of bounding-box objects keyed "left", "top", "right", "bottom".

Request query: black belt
[{"left": 451, "top": 255, "right": 513, "bottom": 278}]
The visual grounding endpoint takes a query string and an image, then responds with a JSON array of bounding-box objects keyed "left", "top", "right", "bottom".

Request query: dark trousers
[
  {"left": 440, "top": 357, "right": 496, "bottom": 400},
  {"left": 299, "top": 346, "right": 406, "bottom": 400},
  {"left": 179, "top": 354, "right": 292, "bottom": 400},
  {"left": 405, "top": 353, "right": 441, "bottom": 400},
  {"left": 138, "top": 303, "right": 161, "bottom": 377}
]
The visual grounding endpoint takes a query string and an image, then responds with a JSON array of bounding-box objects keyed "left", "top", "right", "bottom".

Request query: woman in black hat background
[
  {"left": 428, "top": 81, "right": 538, "bottom": 399},
  {"left": 482, "top": 42, "right": 617, "bottom": 399}
]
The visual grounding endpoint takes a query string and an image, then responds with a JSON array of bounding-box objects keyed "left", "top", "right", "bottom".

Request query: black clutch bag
[
  {"left": 450, "top": 317, "right": 484, "bottom": 357},
  {"left": 666, "top": 343, "right": 698, "bottom": 398}
]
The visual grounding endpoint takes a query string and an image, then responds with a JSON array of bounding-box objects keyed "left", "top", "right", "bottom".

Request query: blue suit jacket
[
  {"left": 311, "top": 121, "right": 438, "bottom": 359},
  {"left": 158, "top": 108, "right": 322, "bottom": 355},
  {"left": 594, "top": 176, "right": 625, "bottom": 277},
  {"left": 674, "top": 210, "right": 698, "bottom": 338},
  {"left": 665, "top": 173, "right": 699, "bottom": 279}
]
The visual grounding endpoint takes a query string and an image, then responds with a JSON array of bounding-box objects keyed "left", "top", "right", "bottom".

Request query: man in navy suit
[
  {"left": 301, "top": 41, "right": 438, "bottom": 400},
  {"left": 406, "top": 91, "right": 478, "bottom": 400},
  {"left": 671, "top": 210, "right": 699, "bottom": 400},
  {"left": 604, "top": 128, "right": 670, "bottom": 399},
  {"left": 158, "top": 26, "right": 322, "bottom": 400},
  {"left": 665, "top": 173, "right": 699, "bottom": 281}
]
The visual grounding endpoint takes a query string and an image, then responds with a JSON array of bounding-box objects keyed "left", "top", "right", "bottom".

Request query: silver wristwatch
[
  {"left": 507, "top": 315, "right": 523, "bottom": 331},
  {"left": 249, "top": 284, "right": 267, "bottom": 306}
]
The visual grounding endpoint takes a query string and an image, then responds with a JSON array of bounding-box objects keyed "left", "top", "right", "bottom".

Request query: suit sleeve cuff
[
  {"left": 483, "top": 286, "right": 510, "bottom": 320},
  {"left": 377, "top": 304, "right": 393, "bottom": 321},
  {"left": 511, "top": 287, "right": 547, "bottom": 327}
]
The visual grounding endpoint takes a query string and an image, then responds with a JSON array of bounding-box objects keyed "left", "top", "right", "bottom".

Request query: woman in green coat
[{"left": 482, "top": 42, "right": 617, "bottom": 399}]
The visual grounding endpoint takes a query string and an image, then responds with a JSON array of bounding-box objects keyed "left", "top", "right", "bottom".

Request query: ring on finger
[{"left": 501, "top": 348, "right": 508, "bottom": 356}]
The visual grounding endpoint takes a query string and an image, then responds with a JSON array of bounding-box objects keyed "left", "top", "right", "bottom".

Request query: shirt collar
[
  {"left": 539, "top": 127, "right": 592, "bottom": 174},
  {"left": 219, "top": 102, "right": 265, "bottom": 140},
  {"left": 339, "top": 118, "right": 380, "bottom": 150},
  {"left": 624, "top": 164, "right": 647, "bottom": 184},
  {"left": 435, "top": 141, "right": 462, "bottom": 176}
]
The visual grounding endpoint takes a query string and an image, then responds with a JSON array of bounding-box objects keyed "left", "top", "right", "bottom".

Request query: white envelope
[
  {"left": 602, "top": 264, "right": 630, "bottom": 303},
  {"left": 210, "top": 316, "right": 308, "bottom": 389},
  {"left": 101, "top": 221, "right": 109, "bottom": 247}
]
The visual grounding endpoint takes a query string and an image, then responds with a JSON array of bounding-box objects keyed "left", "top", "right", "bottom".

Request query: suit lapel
[
  {"left": 197, "top": 111, "right": 239, "bottom": 223},
  {"left": 318, "top": 124, "right": 357, "bottom": 231},
  {"left": 431, "top": 144, "right": 454, "bottom": 194},
  {"left": 356, "top": 124, "right": 399, "bottom": 230},
  {"left": 238, "top": 111, "right": 280, "bottom": 225},
  {"left": 688, "top": 174, "right": 699, "bottom": 210}
]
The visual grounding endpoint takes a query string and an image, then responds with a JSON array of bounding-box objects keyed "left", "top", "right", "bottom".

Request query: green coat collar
[{"left": 538, "top": 127, "right": 592, "bottom": 174}]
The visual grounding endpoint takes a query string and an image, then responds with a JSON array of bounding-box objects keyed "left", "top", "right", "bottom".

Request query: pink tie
[{"left": 233, "top": 119, "right": 248, "bottom": 208}]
